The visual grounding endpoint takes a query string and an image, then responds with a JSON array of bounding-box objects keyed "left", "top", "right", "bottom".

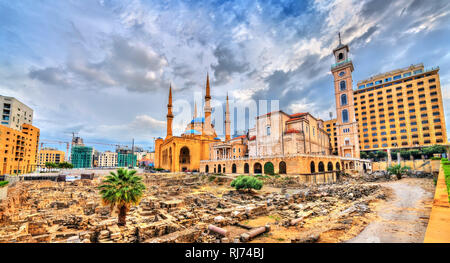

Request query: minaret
[
  {"left": 193, "top": 102, "right": 198, "bottom": 119},
  {"left": 203, "top": 73, "right": 213, "bottom": 136},
  {"left": 331, "top": 33, "right": 360, "bottom": 158},
  {"left": 225, "top": 93, "right": 231, "bottom": 141},
  {"left": 166, "top": 84, "right": 174, "bottom": 138}
]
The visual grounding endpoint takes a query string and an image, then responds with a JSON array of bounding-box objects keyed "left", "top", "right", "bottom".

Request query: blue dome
[
  {"left": 214, "top": 137, "right": 221, "bottom": 140},
  {"left": 191, "top": 117, "right": 205, "bottom": 123},
  {"left": 185, "top": 129, "right": 201, "bottom": 135}
]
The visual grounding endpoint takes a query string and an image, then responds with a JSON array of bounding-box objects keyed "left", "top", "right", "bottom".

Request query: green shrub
[
  {"left": 442, "top": 164, "right": 450, "bottom": 202},
  {"left": 208, "top": 175, "right": 216, "bottom": 182},
  {"left": 231, "top": 175, "right": 263, "bottom": 191},
  {"left": 441, "top": 158, "right": 448, "bottom": 162},
  {"left": 431, "top": 156, "right": 441, "bottom": 160},
  {"left": 387, "top": 164, "right": 410, "bottom": 180},
  {"left": 0, "top": 181, "right": 9, "bottom": 188}
]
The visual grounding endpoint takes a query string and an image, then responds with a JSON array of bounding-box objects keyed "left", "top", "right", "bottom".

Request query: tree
[
  {"left": 409, "top": 150, "right": 421, "bottom": 159},
  {"left": 231, "top": 175, "right": 263, "bottom": 192},
  {"left": 400, "top": 150, "right": 411, "bottom": 160},
  {"left": 375, "top": 151, "right": 387, "bottom": 161},
  {"left": 387, "top": 164, "right": 410, "bottom": 180},
  {"left": 98, "top": 168, "right": 146, "bottom": 226},
  {"left": 360, "top": 152, "right": 368, "bottom": 159},
  {"left": 57, "top": 162, "right": 73, "bottom": 169},
  {"left": 45, "top": 162, "right": 57, "bottom": 168}
]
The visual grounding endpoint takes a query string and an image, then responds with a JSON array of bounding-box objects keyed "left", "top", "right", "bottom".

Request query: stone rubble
[{"left": 0, "top": 173, "right": 384, "bottom": 243}]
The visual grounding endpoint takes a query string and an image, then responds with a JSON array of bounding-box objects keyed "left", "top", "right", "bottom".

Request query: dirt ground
[{"left": 347, "top": 178, "right": 435, "bottom": 243}]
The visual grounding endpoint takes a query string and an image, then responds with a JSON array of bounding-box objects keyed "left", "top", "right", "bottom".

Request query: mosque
[{"left": 154, "top": 74, "right": 224, "bottom": 172}]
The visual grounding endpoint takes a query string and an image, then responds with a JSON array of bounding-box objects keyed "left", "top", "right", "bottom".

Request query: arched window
[
  {"left": 232, "top": 164, "right": 237, "bottom": 173},
  {"left": 342, "top": 109, "right": 349, "bottom": 123},
  {"left": 318, "top": 162, "right": 325, "bottom": 172},
  {"left": 340, "top": 80, "right": 346, "bottom": 91},
  {"left": 327, "top": 162, "right": 333, "bottom": 171},
  {"left": 341, "top": 94, "right": 347, "bottom": 106},
  {"left": 244, "top": 163, "right": 249, "bottom": 173},
  {"left": 338, "top": 53, "right": 344, "bottom": 60},
  {"left": 310, "top": 161, "right": 315, "bottom": 173}
]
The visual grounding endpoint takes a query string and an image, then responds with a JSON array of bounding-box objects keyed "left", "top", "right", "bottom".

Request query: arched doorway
[
  {"left": 205, "top": 165, "right": 209, "bottom": 173},
  {"left": 244, "top": 163, "right": 249, "bottom": 173},
  {"left": 218, "top": 164, "right": 222, "bottom": 174},
  {"left": 232, "top": 164, "right": 237, "bottom": 173},
  {"left": 279, "top": 161, "right": 287, "bottom": 174},
  {"left": 264, "top": 162, "right": 274, "bottom": 175},
  {"left": 336, "top": 162, "right": 340, "bottom": 170},
  {"left": 349, "top": 161, "right": 354, "bottom": 170},
  {"left": 254, "top": 163, "right": 262, "bottom": 174},
  {"left": 318, "top": 162, "right": 324, "bottom": 172},
  {"left": 223, "top": 165, "right": 226, "bottom": 173},
  {"left": 327, "top": 162, "right": 333, "bottom": 171},
  {"left": 310, "top": 161, "right": 315, "bottom": 173},
  {"left": 363, "top": 163, "right": 367, "bottom": 172},
  {"left": 179, "top": 147, "right": 190, "bottom": 171}
]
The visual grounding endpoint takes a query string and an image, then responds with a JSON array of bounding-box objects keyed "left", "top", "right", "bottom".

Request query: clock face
[{"left": 339, "top": 71, "right": 345, "bottom": 77}]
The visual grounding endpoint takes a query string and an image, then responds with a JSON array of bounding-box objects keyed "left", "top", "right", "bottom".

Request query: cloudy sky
[{"left": 0, "top": 0, "right": 449, "bottom": 152}]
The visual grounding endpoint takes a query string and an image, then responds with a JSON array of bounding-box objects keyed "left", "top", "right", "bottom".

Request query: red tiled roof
[
  {"left": 289, "top": 112, "right": 307, "bottom": 118},
  {"left": 231, "top": 135, "right": 246, "bottom": 140}
]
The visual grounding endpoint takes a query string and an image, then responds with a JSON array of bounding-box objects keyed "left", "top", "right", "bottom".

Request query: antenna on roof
[{"left": 338, "top": 32, "right": 342, "bottom": 45}]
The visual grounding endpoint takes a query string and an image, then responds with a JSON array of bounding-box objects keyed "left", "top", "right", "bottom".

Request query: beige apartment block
[
  {"left": 37, "top": 148, "right": 65, "bottom": 166},
  {"left": 98, "top": 151, "right": 118, "bottom": 167},
  {"left": 0, "top": 96, "right": 33, "bottom": 131}
]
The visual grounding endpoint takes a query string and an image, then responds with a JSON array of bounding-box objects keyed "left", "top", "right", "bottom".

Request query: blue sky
[{"left": 0, "top": 0, "right": 449, "bottom": 152}]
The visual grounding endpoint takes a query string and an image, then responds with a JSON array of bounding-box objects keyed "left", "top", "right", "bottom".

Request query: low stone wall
[
  {"left": 424, "top": 163, "right": 450, "bottom": 243},
  {"left": 0, "top": 186, "right": 7, "bottom": 201},
  {"left": 372, "top": 159, "right": 439, "bottom": 173}
]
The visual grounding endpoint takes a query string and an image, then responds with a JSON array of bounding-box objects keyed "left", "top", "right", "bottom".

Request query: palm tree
[
  {"left": 98, "top": 168, "right": 146, "bottom": 226},
  {"left": 387, "top": 164, "right": 410, "bottom": 180}
]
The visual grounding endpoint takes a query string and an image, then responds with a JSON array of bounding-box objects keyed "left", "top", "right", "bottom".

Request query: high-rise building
[
  {"left": 71, "top": 146, "right": 94, "bottom": 168},
  {"left": 37, "top": 148, "right": 65, "bottom": 167},
  {"left": 0, "top": 96, "right": 33, "bottom": 131},
  {"left": 325, "top": 37, "right": 447, "bottom": 155},
  {"left": 0, "top": 96, "right": 39, "bottom": 175}
]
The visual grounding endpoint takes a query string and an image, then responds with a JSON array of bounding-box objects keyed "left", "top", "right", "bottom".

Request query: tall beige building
[
  {"left": 0, "top": 96, "right": 33, "bottom": 131},
  {"left": 325, "top": 39, "right": 447, "bottom": 154},
  {"left": 98, "top": 151, "right": 118, "bottom": 167}
]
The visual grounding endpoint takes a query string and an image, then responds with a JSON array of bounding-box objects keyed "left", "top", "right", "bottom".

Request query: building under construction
[{"left": 71, "top": 145, "right": 94, "bottom": 168}]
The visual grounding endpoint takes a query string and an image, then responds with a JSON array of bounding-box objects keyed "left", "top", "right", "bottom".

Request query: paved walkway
[
  {"left": 424, "top": 165, "right": 450, "bottom": 243},
  {"left": 348, "top": 178, "right": 434, "bottom": 243}
]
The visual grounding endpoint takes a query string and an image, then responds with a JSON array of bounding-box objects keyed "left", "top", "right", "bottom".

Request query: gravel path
[{"left": 347, "top": 178, "right": 434, "bottom": 243}]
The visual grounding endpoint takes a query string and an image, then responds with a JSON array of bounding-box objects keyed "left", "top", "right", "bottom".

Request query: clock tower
[{"left": 331, "top": 33, "right": 360, "bottom": 158}]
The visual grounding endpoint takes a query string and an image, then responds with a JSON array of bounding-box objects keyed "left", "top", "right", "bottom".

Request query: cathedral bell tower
[{"left": 332, "top": 33, "right": 360, "bottom": 158}]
